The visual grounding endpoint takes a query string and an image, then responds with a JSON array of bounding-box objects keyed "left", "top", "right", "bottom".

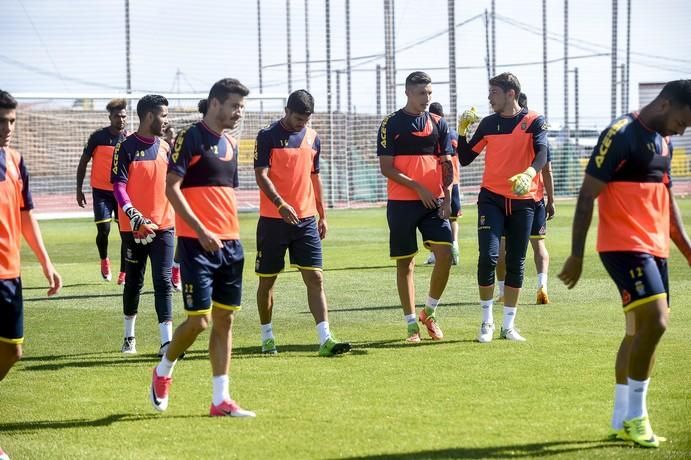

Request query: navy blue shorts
[
  {"left": 450, "top": 184, "right": 462, "bottom": 220},
  {"left": 599, "top": 251, "right": 669, "bottom": 312},
  {"left": 530, "top": 199, "right": 547, "bottom": 238},
  {"left": 255, "top": 216, "right": 322, "bottom": 275},
  {"left": 92, "top": 188, "right": 118, "bottom": 224},
  {"left": 177, "top": 237, "right": 244, "bottom": 314},
  {"left": 387, "top": 200, "right": 453, "bottom": 259},
  {"left": 0, "top": 278, "right": 23, "bottom": 344}
]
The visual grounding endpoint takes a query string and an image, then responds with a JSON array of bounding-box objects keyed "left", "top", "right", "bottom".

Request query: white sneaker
[
  {"left": 425, "top": 252, "right": 436, "bottom": 265},
  {"left": 476, "top": 322, "right": 495, "bottom": 343},
  {"left": 500, "top": 327, "right": 526, "bottom": 342},
  {"left": 121, "top": 336, "right": 137, "bottom": 354}
]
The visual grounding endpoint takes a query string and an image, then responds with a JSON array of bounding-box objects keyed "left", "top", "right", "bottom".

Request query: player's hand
[
  {"left": 415, "top": 184, "right": 438, "bottom": 209},
  {"left": 558, "top": 255, "right": 583, "bottom": 289},
  {"left": 125, "top": 206, "right": 158, "bottom": 245},
  {"left": 437, "top": 198, "right": 451, "bottom": 220},
  {"left": 197, "top": 226, "right": 223, "bottom": 252},
  {"left": 318, "top": 217, "right": 328, "bottom": 240},
  {"left": 278, "top": 202, "right": 300, "bottom": 225},
  {"left": 546, "top": 201, "right": 556, "bottom": 220},
  {"left": 42, "top": 262, "right": 62, "bottom": 296},
  {"left": 76, "top": 190, "right": 87, "bottom": 208},
  {"left": 508, "top": 167, "right": 537, "bottom": 196},
  {"left": 458, "top": 107, "right": 481, "bottom": 138}
]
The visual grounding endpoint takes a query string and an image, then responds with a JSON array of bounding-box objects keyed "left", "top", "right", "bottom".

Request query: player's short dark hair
[
  {"left": 428, "top": 102, "right": 444, "bottom": 117},
  {"left": 106, "top": 98, "right": 127, "bottom": 113},
  {"left": 198, "top": 98, "right": 208, "bottom": 115},
  {"left": 208, "top": 78, "right": 250, "bottom": 105},
  {"left": 658, "top": 79, "right": 691, "bottom": 109},
  {"left": 489, "top": 72, "right": 521, "bottom": 97},
  {"left": 136, "top": 94, "right": 168, "bottom": 120},
  {"left": 405, "top": 71, "right": 432, "bottom": 88},
  {"left": 0, "top": 90, "right": 18, "bottom": 110},
  {"left": 518, "top": 92, "right": 528, "bottom": 109},
  {"left": 286, "top": 90, "right": 314, "bottom": 115}
]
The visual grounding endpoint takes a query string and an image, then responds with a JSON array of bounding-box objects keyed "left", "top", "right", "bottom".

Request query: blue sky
[{"left": 3, "top": 0, "right": 690, "bottom": 128}]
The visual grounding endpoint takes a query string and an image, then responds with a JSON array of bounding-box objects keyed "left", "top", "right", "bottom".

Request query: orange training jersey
[
  {"left": 254, "top": 120, "right": 320, "bottom": 219},
  {"left": 586, "top": 113, "right": 672, "bottom": 258},
  {"left": 0, "top": 147, "right": 34, "bottom": 279},
  {"left": 377, "top": 110, "right": 454, "bottom": 200},
  {"left": 83, "top": 127, "right": 127, "bottom": 191},
  {"left": 463, "top": 108, "right": 548, "bottom": 200},
  {"left": 111, "top": 134, "right": 174, "bottom": 232},
  {"left": 169, "top": 121, "right": 240, "bottom": 240}
]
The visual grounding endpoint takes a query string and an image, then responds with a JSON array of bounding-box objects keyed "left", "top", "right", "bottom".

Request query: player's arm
[
  {"left": 310, "top": 135, "right": 327, "bottom": 239},
  {"left": 543, "top": 161, "right": 555, "bottom": 219},
  {"left": 509, "top": 117, "right": 549, "bottom": 196},
  {"left": 165, "top": 172, "right": 221, "bottom": 252},
  {"left": 456, "top": 116, "right": 487, "bottom": 166},
  {"left": 20, "top": 211, "right": 62, "bottom": 296},
  {"left": 76, "top": 133, "right": 96, "bottom": 207}
]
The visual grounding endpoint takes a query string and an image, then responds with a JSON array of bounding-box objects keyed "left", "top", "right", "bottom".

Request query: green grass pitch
[{"left": 1, "top": 199, "right": 690, "bottom": 459}]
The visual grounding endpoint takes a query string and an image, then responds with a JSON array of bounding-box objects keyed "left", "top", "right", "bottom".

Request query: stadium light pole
[
  {"left": 542, "top": 0, "right": 548, "bottom": 122},
  {"left": 490, "top": 0, "right": 496, "bottom": 76},
  {"left": 305, "top": 0, "right": 310, "bottom": 92},
  {"left": 447, "top": 0, "right": 457, "bottom": 123},
  {"left": 124, "top": 0, "right": 131, "bottom": 95},
  {"left": 484, "top": 10, "right": 491, "bottom": 83},
  {"left": 257, "top": 0, "right": 264, "bottom": 116},
  {"left": 383, "top": 0, "right": 395, "bottom": 113},
  {"left": 286, "top": 0, "right": 293, "bottom": 93},
  {"left": 376, "top": 64, "right": 382, "bottom": 116},
  {"left": 625, "top": 0, "right": 631, "bottom": 111},
  {"left": 564, "top": 0, "right": 569, "bottom": 139},
  {"left": 325, "top": 0, "right": 335, "bottom": 208},
  {"left": 345, "top": 0, "right": 353, "bottom": 206},
  {"left": 611, "top": 0, "right": 618, "bottom": 120}
]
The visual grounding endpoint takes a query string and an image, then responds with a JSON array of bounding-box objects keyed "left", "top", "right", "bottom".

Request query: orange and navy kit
[
  {"left": 254, "top": 120, "right": 323, "bottom": 275},
  {"left": 169, "top": 121, "right": 244, "bottom": 313},
  {"left": 377, "top": 110, "right": 454, "bottom": 258},
  {"left": 83, "top": 127, "right": 127, "bottom": 222},
  {"left": 586, "top": 112, "right": 672, "bottom": 311},
  {"left": 0, "top": 147, "right": 33, "bottom": 344},
  {"left": 457, "top": 108, "right": 549, "bottom": 288}
]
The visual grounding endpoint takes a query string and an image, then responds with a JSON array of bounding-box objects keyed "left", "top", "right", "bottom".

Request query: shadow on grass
[
  {"left": 337, "top": 439, "right": 625, "bottom": 459},
  {"left": 24, "top": 290, "right": 154, "bottom": 302},
  {"left": 324, "top": 265, "right": 393, "bottom": 272},
  {"left": 20, "top": 350, "right": 210, "bottom": 371},
  {"left": 0, "top": 413, "right": 204, "bottom": 434},
  {"left": 299, "top": 302, "right": 478, "bottom": 314},
  {"left": 22, "top": 282, "right": 106, "bottom": 291}
]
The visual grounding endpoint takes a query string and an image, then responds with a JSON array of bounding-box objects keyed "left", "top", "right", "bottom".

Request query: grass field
[{"left": 1, "top": 199, "right": 690, "bottom": 459}]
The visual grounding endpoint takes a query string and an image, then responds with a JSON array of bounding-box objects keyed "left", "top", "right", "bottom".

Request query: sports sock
[
  {"left": 316, "top": 321, "right": 330, "bottom": 346},
  {"left": 261, "top": 323, "right": 274, "bottom": 342},
  {"left": 626, "top": 377, "right": 650, "bottom": 420},
  {"left": 611, "top": 384, "right": 628, "bottom": 430},
  {"left": 156, "top": 355, "right": 176, "bottom": 378},
  {"left": 502, "top": 306, "right": 516, "bottom": 330},
  {"left": 537, "top": 273, "right": 548, "bottom": 290},
  {"left": 124, "top": 315, "right": 136, "bottom": 338},
  {"left": 404, "top": 314, "right": 416, "bottom": 325},
  {"left": 159, "top": 321, "right": 172, "bottom": 345},
  {"left": 480, "top": 299, "right": 493, "bottom": 324},
  {"left": 212, "top": 374, "right": 230, "bottom": 406},
  {"left": 425, "top": 296, "right": 440, "bottom": 313}
]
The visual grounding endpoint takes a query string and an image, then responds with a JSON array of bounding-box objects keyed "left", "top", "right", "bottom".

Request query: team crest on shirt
[
  {"left": 621, "top": 289, "right": 631, "bottom": 304},
  {"left": 521, "top": 121, "right": 527, "bottom": 130}
]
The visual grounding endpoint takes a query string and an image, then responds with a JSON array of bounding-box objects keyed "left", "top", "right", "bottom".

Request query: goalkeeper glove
[
  {"left": 124, "top": 205, "right": 158, "bottom": 245},
  {"left": 508, "top": 167, "right": 537, "bottom": 196},
  {"left": 458, "top": 107, "right": 481, "bottom": 139}
]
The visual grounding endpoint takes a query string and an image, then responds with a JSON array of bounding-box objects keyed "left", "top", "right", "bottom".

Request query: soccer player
[
  {"left": 378, "top": 71, "right": 454, "bottom": 343},
  {"left": 163, "top": 125, "right": 182, "bottom": 292},
  {"left": 496, "top": 92, "right": 555, "bottom": 304},
  {"left": 559, "top": 79, "right": 691, "bottom": 448},
  {"left": 457, "top": 73, "right": 548, "bottom": 343},
  {"left": 254, "top": 89, "right": 351, "bottom": 357},
  {"left": 0, "top": 89, "right": 62, "bottom": 381},
  {"left": 425, "top": 102, "right": 461, "bottom": 266},
  {"left": 150, "top": 78, "right": 255, "bottom": 417},
  {"left": 76, "top": 99, "right": 128, "bottom": 284},
  {"left": 111, "top": 95, "right": 175, "bottom": 356}
]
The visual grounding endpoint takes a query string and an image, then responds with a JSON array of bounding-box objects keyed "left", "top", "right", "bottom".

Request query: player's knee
[
  {"left": 303, "top": 270, "right": 324, "bottom": 290},
  {"left": 96, "top": 222, "right": 111, "bottom": 237}
]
